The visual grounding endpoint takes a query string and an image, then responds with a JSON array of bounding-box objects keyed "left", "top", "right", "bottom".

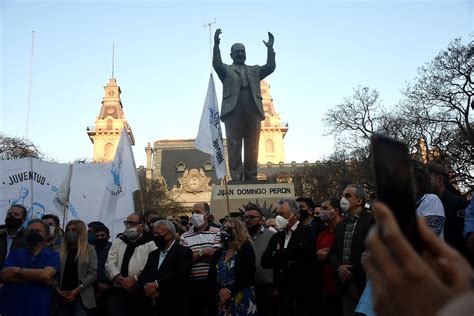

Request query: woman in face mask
[
  {"left": 56, "top": 220, "right": 98, "bottom": 316},
  {"left": 209, "top": 218, "right": 257, "bottom": 316}
]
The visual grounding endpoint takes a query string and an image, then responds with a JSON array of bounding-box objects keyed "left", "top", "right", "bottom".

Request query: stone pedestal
[{"left": 210, "top": 182, "right": 294, "bottom": 220}]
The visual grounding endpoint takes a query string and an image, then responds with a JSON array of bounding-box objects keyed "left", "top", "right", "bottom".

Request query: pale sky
[{"left": 1, "top": 0, "right": 472, "bottom": 167}]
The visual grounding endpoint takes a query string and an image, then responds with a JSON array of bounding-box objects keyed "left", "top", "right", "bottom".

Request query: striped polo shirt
[{"left": 180, "top": 226, "right": 221, "bottom": 280}]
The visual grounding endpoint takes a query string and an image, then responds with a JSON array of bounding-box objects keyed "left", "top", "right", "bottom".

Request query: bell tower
[
  {"left": 258, "top": 80, "right": 288, "bottom": 164},
  {"left": 87, "top": 78, "right": 135, "bottom": 162}
]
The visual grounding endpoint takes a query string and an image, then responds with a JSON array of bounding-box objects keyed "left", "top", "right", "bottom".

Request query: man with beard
[
  {"left": 0, "top": 219, "right": 60, "bottom": 316},
  {"left": 0, "top": 205, "right": 28, "bottom": 267},
  {"left": 104, "top": 213, "right": 157, "bottom": 315},
  {"left": 328, "top": 185, "right": 375, "bottom": 316},
  {"left": 244, "top": 203, "right": 275, "bottom": 316}
]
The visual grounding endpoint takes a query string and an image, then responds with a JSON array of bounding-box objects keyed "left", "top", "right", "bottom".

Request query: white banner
[
  {"left": 0, "top": 153, "right": 138, "bottom": 237},
  {"left": 195, "top": 73, "right": 227, "bottom": 179}
]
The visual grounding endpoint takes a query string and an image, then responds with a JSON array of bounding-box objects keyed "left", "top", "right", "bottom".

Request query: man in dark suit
[
  {"left": 0, "top": 205, "right": 28, "bottom": 268},
  {"left": 213, "top": 28, "right": 276, "bottom": 181},
  {"left": 329, "top": 185, "right": 375, "bottom": 316},
  {"left": 139, "top": 220, "right": 193, "bottom": 316},
  {"left": 261, "top": 198, "right": 316, "bottom": 316}
]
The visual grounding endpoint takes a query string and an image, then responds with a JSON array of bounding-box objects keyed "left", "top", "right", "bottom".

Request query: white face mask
[
  {"left": 192, "top": 213, "right": 205, "bottom": 228},
  {"left": 268, "top": 226, "right": 278, "bottom": 233},
  {"left": 340, "top": 197, "right": 350, "bottom": 213},
  {"left": 49, "top": 226, "right": 56, "bottom": 236},
  {"left": 124, "top": 227, "right": 139, "bottom": 239},
  {"left": 275, "top": 215, "right": 289, "bottom": 231}
]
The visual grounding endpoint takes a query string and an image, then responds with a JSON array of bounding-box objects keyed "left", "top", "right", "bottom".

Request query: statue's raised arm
[
  {"left": 213, "top": 28, "right": 225, "bottom": 79},
  {"left": 263, "top": 32, "right": 274, "bottom": 49}
]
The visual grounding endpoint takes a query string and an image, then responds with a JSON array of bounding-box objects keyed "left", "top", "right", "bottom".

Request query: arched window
[
  {"left": 104, "top": 143, "right": 114, "bottom": 160},
  {"left": 265, "top": 139, "right": 274, "bottom": 153},
  {"left": 106, "top": 119, "right": 113, "bottom": 130}
]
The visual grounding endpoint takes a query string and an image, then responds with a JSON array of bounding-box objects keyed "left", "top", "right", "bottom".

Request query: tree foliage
[
  {"left": 0, "top": 134, "right": 44, "bottom": 160},
  {"left": 323, "top": 37, "right": 473, "bottom": 191},
  {"left": 133, "top": 169, "right": 184, "bottom": 217}
]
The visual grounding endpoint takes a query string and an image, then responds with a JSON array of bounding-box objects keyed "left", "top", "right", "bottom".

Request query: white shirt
[
  {"left": 158, "top": 240, "right": 176, "bottom": 270},
  {"left": 284, "top": 221, "right": 300, "bottom": 249}
]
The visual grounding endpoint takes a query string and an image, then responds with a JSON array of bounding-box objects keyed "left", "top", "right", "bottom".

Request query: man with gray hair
[
  {"left": 261, "top": 198, "right": 316, "bottom": 316},
  {"left": 329, "top": 184, "right": 375, "bottom": 316},
  {"left": 139, "top": 220, "right": 193, "bottom": 316}
]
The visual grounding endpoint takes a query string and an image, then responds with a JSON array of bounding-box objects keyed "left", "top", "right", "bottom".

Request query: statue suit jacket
[
  {"left": 138, "top": 241, "right": 193, "bottom": 316},
  {"left": 213, "top": 46, "right": 276, "bottom": 122}
]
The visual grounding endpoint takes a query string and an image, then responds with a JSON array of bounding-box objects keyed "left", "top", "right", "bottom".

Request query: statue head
[{"left": 230, "top": 43, "right": 246, "bottom": 65}]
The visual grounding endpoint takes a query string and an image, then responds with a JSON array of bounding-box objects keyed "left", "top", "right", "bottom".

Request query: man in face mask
[
  {"left": 244, "top": 203, "right": 275, "bottom": 316},
  {"left": 138, "top": 220, "right": 193, "bottom": 316},
  {"left": 104, "top": 213, "right": 157, "bottom": 315},
  {"left": 316, "top": 198, "right": 343, "bottom": 315},
  {"left": 296, "top": 197, "right": 326, "bottom": 240},
  {"left": 93, "top": 225, "right": 112, "bottom": 313},
  {"left": 179, "top": 202, "right": 221, "bottom": 316},
  {"left": 0, "top": 205, "right": 28, "bottom": 267},
  {"left": 328, "top": 185, "right": 375, "bottom": 316},
  {"left": 41, "top": 214, "right": 62, "bottom": 251},
  {"left": 0, "top": 219, "right": 60, "bottom": 316},
  {"left": 261, "top": 199, "right": 317, "bottom": 316}
]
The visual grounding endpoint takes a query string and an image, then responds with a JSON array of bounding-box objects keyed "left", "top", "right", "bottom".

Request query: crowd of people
[{"left": 0, "top": 163, "right": 473, "bottom": 316}]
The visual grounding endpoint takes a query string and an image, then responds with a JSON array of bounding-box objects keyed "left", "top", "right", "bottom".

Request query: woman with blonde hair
[
  {"left": 210, "top": 217, "right": 257, "bottom": 316},
  {"left": 56, "top": 220, "right": 97, "bottom": 316}
]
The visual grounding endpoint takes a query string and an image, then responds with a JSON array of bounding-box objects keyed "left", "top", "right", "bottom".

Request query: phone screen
[{"left": 371, "top": 134, "right": 422, "bottom": 252}]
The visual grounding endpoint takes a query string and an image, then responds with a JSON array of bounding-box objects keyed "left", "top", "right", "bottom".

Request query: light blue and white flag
[
  {"left": 99, "top": 127, "right": 140, "bottom": 235},
  {"left": 195, "top": 74, "right": 227, "bottom": 179}
]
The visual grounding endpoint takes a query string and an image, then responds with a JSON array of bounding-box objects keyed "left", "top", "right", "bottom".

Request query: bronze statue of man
[{"left": 213, "top": 28, "right": 276, "bottom": 181}]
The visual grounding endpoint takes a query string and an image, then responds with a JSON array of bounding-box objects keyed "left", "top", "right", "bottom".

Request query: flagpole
[
  {"left": 223, "top": 175, "right": 230, "bottom": 217},
  {"left": 203, "top": 18, "right": 216, "bottom": 74},
  {"left": 62, "top": 164, "right": 73, "bottom": 230}
]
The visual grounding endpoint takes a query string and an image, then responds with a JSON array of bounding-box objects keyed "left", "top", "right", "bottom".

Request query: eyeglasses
[
  {"left": 124, "top": 220, "right": 142, "bottom": 226},
  {"left": 244, "top": 215, "right": 261, "bottom": 220}
]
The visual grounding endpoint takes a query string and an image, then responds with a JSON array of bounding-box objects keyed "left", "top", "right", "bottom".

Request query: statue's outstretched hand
[
  {"left": 214, "top": 28, "right": 222, "bottom": 45},
  {"left": 263, "top": 32, "right": 274, "bottom": 48}
]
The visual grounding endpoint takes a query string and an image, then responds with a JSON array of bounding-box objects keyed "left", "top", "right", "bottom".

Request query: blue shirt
[
  {"left": 0, "top": 247, "right": 60, "bottom": 316},
  {"left": 464, "top": 200, "right": 474, "bottom": 237}
]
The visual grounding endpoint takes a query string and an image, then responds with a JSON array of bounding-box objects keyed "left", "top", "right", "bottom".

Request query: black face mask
[
  {"left": 66, "top": 231, "right": 79, "bottom": 244},
  {"left": 5, "top": 216, "right": 22, "bottom": 229},
  {"left": 299, "top": 209, "right": 309, "bottom": 221},
  {"left": 220, "top": 228, "right": 235, "bottom": 242},
  {"left": 313, "top": 216, "right": 323, "bottom": 224},
  {"left": 154, "top": 235, "right": 168, "bottom": 249},
  {"left": 94, "top": 238, "right": 108, "bottom": 249},
  {"left": 25, "top": 230, "right": 43, "bottom": 248},
  {"left": 247, "top": 224, "right": 260, "bottom": 236}
]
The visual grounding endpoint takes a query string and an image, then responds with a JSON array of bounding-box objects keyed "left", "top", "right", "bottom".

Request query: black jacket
[
  {"left": 0, "top": 227, "right": 27, "bottom": 268},
  {"left": 261, "top": 223, "right": 316, "bottom": 298},
  {"left": 328, "top": 210, "right": 375, "bottom": 292},
  {"left": 209, "top": 242, "right": 256, "bottom": 296},
  {"left": 138, "top": 241, "right": 193, "bottom": 316}
]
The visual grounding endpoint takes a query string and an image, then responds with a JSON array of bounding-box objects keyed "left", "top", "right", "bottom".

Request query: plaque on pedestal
[{"left": 210, "top": 183, "right": 294, "bottom": 220}]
